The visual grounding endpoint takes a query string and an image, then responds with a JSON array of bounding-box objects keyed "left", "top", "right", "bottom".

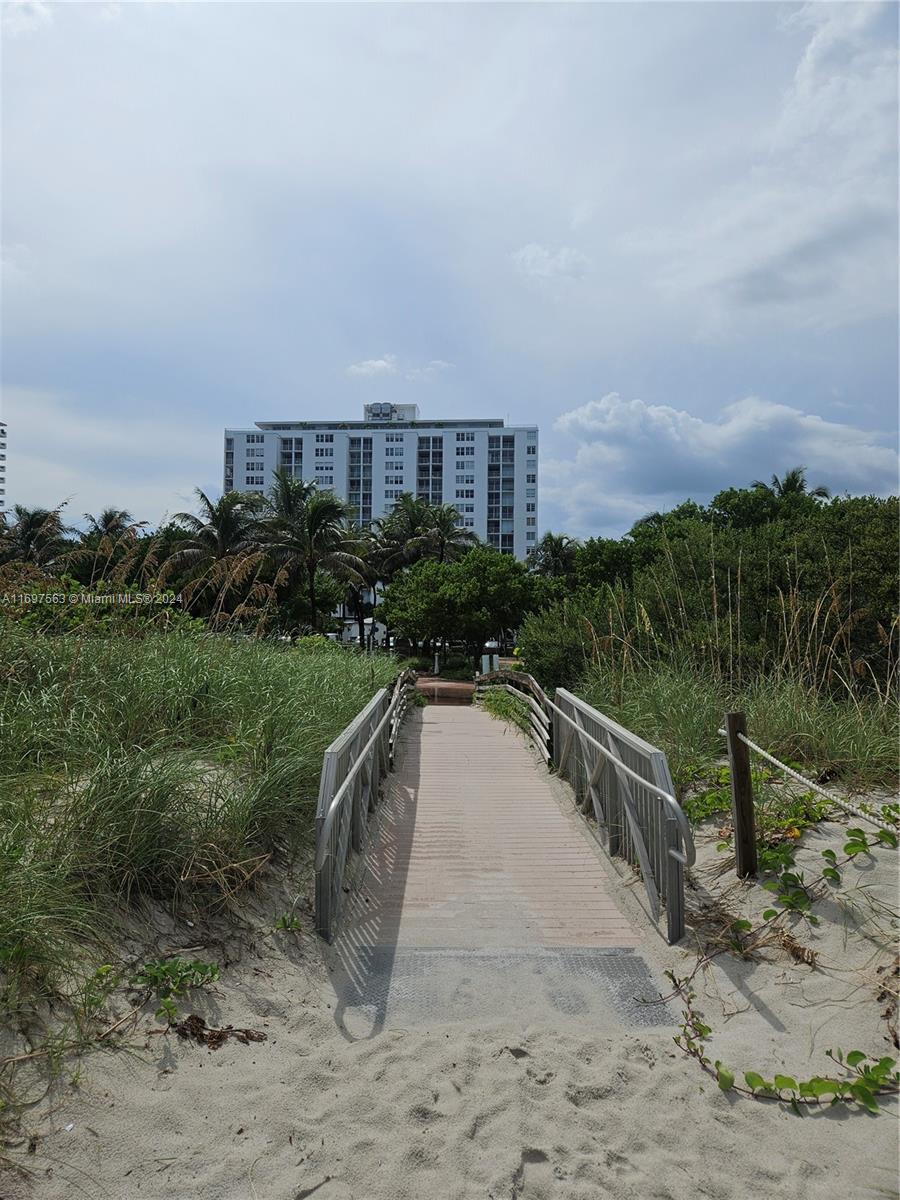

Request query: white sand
[{"left": 5, "top": 804, "right": 898, "bottom": 1199}]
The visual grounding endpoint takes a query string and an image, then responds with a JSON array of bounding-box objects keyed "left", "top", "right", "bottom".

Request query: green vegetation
[
  {"left": 518, "top": 479, "right": 898, "bottom": 794},
  {"left": 478, "top": 687, "right": 532, "bottom": 735},
  {"left": 0, "top": 629, "right": 396, "bottom": 1010},
  {"left": 130, "top": 959, "right": 220, "bottom": 1023},
  {"left": 380, "top": 546, "right": 531, "bottom": 658},
  {"left": 670, "top": 971, "right": 899, "bottom": 1115},
  {"left": 0, "top": 482, "right": 482, "bottom": 639}
]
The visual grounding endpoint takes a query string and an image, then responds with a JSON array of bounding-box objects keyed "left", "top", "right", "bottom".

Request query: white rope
[{"left": 717, "top": 728, "right": 898, "bottom": 836}]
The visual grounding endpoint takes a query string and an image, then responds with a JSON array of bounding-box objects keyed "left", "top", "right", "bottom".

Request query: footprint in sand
[{"left": 511, "top": 1148, "right": 554, "bottom": 1197}]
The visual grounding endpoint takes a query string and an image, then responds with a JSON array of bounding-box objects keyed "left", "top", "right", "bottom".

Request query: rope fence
[{"left": 718, "top": 722, "right": 897, "bottom": 836}]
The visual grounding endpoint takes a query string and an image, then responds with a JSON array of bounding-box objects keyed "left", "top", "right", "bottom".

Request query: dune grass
[
  {"left": 0, "top": 628, "right": 397, "bottom": 1006},
  {"left": 577, "top": 659, "right": 898, "bottom": 797}
]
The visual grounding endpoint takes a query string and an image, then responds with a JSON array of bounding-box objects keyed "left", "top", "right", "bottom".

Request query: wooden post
[{"left": 725, "top": 711, "right": 757, "bottom": 877}]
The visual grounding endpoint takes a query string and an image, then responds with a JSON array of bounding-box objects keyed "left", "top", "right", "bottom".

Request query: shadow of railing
[{"left": 322, "top": 710, "right": 423, "bottom": 1040}]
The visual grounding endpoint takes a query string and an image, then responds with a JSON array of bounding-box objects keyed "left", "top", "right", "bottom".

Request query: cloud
[
  {"left": 629, "top": 2, "right": 898, "bottom": 336},
  {"left": 1, "top": 1, "right": 52, "bottom": 36},
  {"left": 346, "top": 355, "right": 452, "bottom": 382},
  {"left": 346, "top": 355, "right": 398, "bottom": 378},
  {"left": 2, "top": 389, "right": 218, "bottom": 526},
  {"left": 404, "top": 360, "right": 453, "bottom": 382},
  {"left": 511, "top": 244, "right": 590, "bottom": 281},
  {"left": 545, "top": 392, "right": 898, "bottom": 537}
]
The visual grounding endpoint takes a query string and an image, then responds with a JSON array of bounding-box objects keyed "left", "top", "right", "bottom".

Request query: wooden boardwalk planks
[{"left": 339, "top": 706, "right": 637, "bottom": 950}]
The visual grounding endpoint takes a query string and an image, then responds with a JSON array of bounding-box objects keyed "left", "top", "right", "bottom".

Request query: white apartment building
[
  {"left": 0, "top": 419, "right": 6, "bottom": 512},
  {"left": 223, "top": 405, "right": 539, "bottom": 559}
]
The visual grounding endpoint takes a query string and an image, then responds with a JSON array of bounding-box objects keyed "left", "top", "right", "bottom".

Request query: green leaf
[
  {"left": 822, "top": 867, "right": 841, "bottom": 884},
  {"left": 875, "top": 830, "right": 898, "bottom": 848},
  {"left": 774, "top": 1075, "right": 798, "bottom": 1091},
  {"left": 744, "top": 1071, "right": 766, "bottom": 1091},
  {"left": 715, "top": 1063, "right": 735, "bottom": 1092},
  {"left": 849, "top": 1082, "right": 879, "bottom": 1113},
  {"left": 821, "top": 849, "right": 837, "bottom": 862},
  {"left": 805, "top": 1077, "right": 841, "bottom": 1097},
  {"left": 762, "top": 881, "right": 781, "bottom": 893},
  {"left": 846, "top": 1051, "right": 867, "bottom": 1069},
  {"left": 762, "top": 908, "right": 779, "bottom": 921},
  {"left": 731, "top": 919, "right": 752, "bottom": 932}
]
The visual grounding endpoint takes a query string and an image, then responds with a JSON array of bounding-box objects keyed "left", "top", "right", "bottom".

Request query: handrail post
[{"left": 725, "top": 711, "right": 757, "bottom": 878}]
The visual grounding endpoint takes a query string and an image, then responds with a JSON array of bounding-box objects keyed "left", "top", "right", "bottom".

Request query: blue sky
[{"left": 2, "top": 1, "right": 897, "bottom": 536}]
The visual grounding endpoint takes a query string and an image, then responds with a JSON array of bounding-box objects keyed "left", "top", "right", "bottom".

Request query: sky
[{"left": 2, "top": 0, "right": 898, "bottom": 537}]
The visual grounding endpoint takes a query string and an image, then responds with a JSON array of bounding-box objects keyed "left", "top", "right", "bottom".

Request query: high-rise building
[
  {"left": 0, "top": 418, "right": 6, "bottom": 513},
  {"left": 223, "top": 405, "right": 539, "bottom": 559}
]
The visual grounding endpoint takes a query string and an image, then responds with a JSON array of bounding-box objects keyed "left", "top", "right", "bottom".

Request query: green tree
[
  {"left": 380, "top": 546, "right": 530, "bottom": 655},
  {"left": 752, "top": 465, "right": 831, "bottom": 500},
  {"left": 262, "top": 470, "right": 364, "bottom": 631},
  {"left": 0, "top": 504, "right": 72, "bottom": 566},
  {"left": 530, "top": 532, "right": 579, "bottom": 578},
  {"left": 168, "top": 489, "right": 266, "bottom": 618}
]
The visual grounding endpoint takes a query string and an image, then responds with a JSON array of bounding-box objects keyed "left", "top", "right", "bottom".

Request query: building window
[
  {"left": 456, "top": 432, "right": 475, "bottom": 442},
  {"left": 527, "top": 444, "right": 536, "bottom": 455},
  {"left": 526, "top": 473, "right": 536, "bottom": 484},
  {"left": 246, "top": 433, "right": 264, "bottom": 444},
  {"left": 315, "top": 433, "right": 334, "bottom": 443},
  {"left": 245, "top": 475, "right": 265, "bottom": 486},
  {"left": 315, "top": 447, "right": 333, "bottom": 457},
  {"left": 526, "top": 487, "right": 536, "bottom": 498},
  {"left": 385, "top": 447, "right": 404, "bottom": 457},
  {"left": 455, "top": 488, "right": 475, "bottom": 499},
  {"left": 526, "top": 531, "right": 536, "bottom": 541},
  {"left": 527, "top": 516, "right": 536, "bottom": 526}
]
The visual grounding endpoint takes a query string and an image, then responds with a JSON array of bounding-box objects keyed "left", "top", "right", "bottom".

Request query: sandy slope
[{"left": 4, "top": 806, "right": 898, "bottom": 1200}]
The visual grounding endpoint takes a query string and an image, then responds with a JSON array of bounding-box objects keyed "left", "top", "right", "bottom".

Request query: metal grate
[{"left": 327, "top": 945, "right": 673, "bottom": 1035}]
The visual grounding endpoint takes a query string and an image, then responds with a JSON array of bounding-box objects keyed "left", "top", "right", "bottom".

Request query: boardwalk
[{"left": 325, "top": 706, "right": 669, "bottom": 1036}]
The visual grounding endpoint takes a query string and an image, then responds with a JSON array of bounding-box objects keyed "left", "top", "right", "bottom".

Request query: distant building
[
  {"left": 0, "top": 418, "right": 6, "bottom": 512},
  {"left": 223, "top": 404, "right": 539, "bottom": 560}
]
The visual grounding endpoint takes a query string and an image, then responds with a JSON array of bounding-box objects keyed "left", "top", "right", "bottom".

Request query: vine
[{"left": 669, "top": 971, "right": 899, "bottom": 1114}]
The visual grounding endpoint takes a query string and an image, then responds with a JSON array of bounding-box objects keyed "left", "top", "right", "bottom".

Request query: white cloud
[
  {"left": 346, "top": 355, "right": 452, "bottom": 382},
  {"left": 346, "top": 355, "right": 398, "bottom": 378},
  {"left": 628, "top": 2, "right": 898, "bottom": 337},
  {"left": 511, "top": 243, "right": 590, "bottom": 281},
  {"left": 545, "top": 392, "right": 898, "bottom": 536},
  {"left": 1, "top": 1, "right": 52, "bottom": 36},
  {"left": 404, "top": 360, "right": 452, "bottom": 382}
]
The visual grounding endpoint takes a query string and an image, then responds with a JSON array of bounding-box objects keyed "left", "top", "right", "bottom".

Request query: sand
[{"left": 3, "top": 752, "right": 898, "bottom": 1200}]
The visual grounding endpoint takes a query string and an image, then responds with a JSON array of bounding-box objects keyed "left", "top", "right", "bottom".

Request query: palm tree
[
  {"left": 752, "top": 466, "right": 830, "bottom": 500},
  {"left": 168, "top": 489, "right": 266, "bottom": 617},
  {"left": 376, "top": 493, "right": 434, "bottom": 575},
  {"left": 74, "top": 508, "right": 149, "bottom": 586},
  {"left": 420, "top": 503, "right": 479, "bottom": 564},
  {"left": 530, "top": 531, "right": 578, "bottom": 578},
  {"left": 343, "top": 523, "right": 380, "bottom": 648},
  {"left": 0, "top": 504, "right": 71, "bottom": 566},
  {"left": 82, "top": 508, "right": 142, "bottom": 539},
  {"left": 377, "top": 493, "right": 477, "bottom": 569},
  {"left": 261, "top": 470, "right": 364, "bottom": 630}
]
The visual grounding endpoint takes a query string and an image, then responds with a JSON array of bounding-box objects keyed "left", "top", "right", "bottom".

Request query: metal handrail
[
  {"left": 314, "top": 684, "right": 411, "bottom": 871},
  {"left": 546, "top": 696, "right": 695, "bottom": 868},
  {"left": 475, "top": 669, "right": 694, "bottom": 943},
  {"left": 314, "top": 668, "right": 417, "bottom": 939}
]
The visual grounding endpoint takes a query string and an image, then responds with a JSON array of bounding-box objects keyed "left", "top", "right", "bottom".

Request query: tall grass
[
  {"left": 578, "top": 659, "right": 898, "bottom": 796},
  {"left": 0, "top": 628, "right": 396, "bottom": 1003}
]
